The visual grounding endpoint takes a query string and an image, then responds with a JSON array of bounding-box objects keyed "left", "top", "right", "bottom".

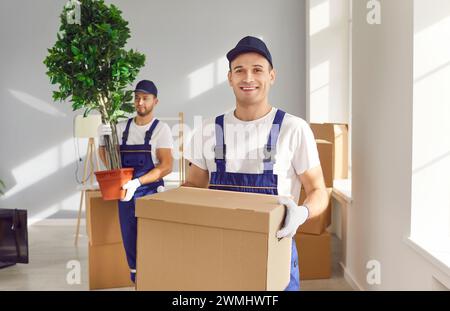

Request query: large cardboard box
[
  {"left": 295, "top": 231, "right": 331, "bottom": 280},
  {"left": 86, "top": 190, "right": 133, "bottom": 290},
  {"left": 310, "top": 123, "right": 348, "bottom": 179},
  {"left": 316, "top": 139, "right": 333, "bottom": 188},
  {"left": 88, "top": 242, "right": 134, "bottom": 290},
  {"left": 297, "top": 188, "right": 333, "bottom": 235},
  {"left": 135, "top": 187, "right": 291, "bottom": 291},
  {"left": 86, "top": 190, "right": 122, "bottom": 245}
]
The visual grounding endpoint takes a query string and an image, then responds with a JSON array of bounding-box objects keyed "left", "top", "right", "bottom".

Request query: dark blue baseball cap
[
  {"left": 226, "top": 36, "right": 273, "bottom": 68},
  {"left": 134, "top": 80, "right": 158, "bottom": 97}
]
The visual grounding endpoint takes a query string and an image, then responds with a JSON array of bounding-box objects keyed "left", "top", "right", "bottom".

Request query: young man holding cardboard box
[{"left": 184, "top": 36, "right": 329, "bottom": 290}]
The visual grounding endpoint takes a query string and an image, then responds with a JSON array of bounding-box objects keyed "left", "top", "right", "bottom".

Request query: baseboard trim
[
  {"left": 30, "top": 218, "right": 85, "bottom": 226},
  {"left": 340, "top": 261, "right": 364, "bottom": 291}
]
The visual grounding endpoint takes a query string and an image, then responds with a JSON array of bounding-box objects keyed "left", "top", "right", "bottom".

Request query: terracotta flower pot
[{"left": 94, "top": 168, "right": 134, "bottom": 200}]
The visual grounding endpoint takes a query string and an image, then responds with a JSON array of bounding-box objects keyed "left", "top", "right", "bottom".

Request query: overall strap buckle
[
  {"left": 263, "top": 144, "right": 277, "bottom": 164},
  {"left": 214, "top": 144, "right": 226, "bottom": 161}
]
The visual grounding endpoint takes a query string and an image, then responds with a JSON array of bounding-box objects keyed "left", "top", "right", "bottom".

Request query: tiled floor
[{"left": 0, "top": 224, "right": 353, "bottom": 291}]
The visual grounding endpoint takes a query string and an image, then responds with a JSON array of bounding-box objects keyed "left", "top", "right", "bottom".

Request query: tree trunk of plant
[{"left": 98, "top": 96, "right": 122, "bottom": 170}]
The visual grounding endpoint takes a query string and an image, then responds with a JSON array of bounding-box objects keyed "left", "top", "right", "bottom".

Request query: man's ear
[
  {"left": 228, "top": 70, "right": 232, "bottom": 86},
  {"left": 270, "top": 68, "right": 276, "bottom": 85},
  {"left": 154, "top": 97, "right": 159, "bottom": 106}
]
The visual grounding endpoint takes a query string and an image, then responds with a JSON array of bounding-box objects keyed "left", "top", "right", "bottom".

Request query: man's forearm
[
  {"left": 303, "top": 188, "right": 330, "bottom": 219},
  {"left": 138, "top": 163, "right": 172, "bottom": 185}
]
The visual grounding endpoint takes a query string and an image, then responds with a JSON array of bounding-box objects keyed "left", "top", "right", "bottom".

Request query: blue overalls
[
  {"left": 208, "top": 109, "right": 300, "bottom": 291},
  {"left": 118, "top": 118, "right": 164, "bottom": 283}
]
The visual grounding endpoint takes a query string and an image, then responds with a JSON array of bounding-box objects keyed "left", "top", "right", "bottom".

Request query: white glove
[
  {"left": 157, "top": 186, "right": 165, "bottom": 193},
  {"left": 120, "top": 178, "right": 141, "bottom": 202},
  {"left": 97, "top": 123, "right": 112, "bottom": 137},
  {"left": 276, "top": 196, "right": 309, "bottom": 239}
]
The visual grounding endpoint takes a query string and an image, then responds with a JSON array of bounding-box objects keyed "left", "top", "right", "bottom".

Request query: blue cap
[
  {"left": 134, "top": 80, "right": 158, "bottom": 97},
  {"left": 226, "top": 36, "right": 273, "bottom": 68}
]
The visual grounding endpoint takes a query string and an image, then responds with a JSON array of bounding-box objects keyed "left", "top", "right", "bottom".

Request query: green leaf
[
  {"left": 71, "top": 45, "right": 80, "bottom": 55},
  {"left": 88, "top": 45, "right": 97, "bottom": 54},
  {"left": 44, "top": 0, "right": 146, "bottom": 169},
  {"left": 76, "top": 75, "right": 86, "bottom": 82}
]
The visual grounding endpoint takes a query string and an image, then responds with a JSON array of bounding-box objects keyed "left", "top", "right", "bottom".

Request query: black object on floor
[{"left": 0, "top": 209, "right": 29, "bottom": 266}]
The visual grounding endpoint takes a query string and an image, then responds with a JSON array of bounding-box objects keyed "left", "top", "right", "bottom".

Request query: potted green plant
[{"left": 44, "top": 0, "right": 145, "bottom": 200}]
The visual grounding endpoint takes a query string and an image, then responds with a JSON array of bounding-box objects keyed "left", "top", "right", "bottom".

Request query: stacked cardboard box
[
  {"left": 296, "top": 231, "right": 332, "bottom": 280},
  {"left": 86, "top": 190, "right": 133, "bottom": 290},
  {"left": 316, "top": 140, "right": 333, "bottom": 187},
  {"left": 295, "top": 123, "right": 348, "bottom": 280},
  {"left": 310, "top": 123, "right": 349, "bottom": 179},
  {"left": 135, "top": 187, "right": 291, "bottom": 291},
  {"left": 295, "top": 175, "right": 333, "bottom": 279}
]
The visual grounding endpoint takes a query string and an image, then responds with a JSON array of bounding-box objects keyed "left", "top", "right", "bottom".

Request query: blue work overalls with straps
[
  {"left": 118, "top": 118, "right": 164, "bottom": 283},
  {"left": 208, "top": 109, "right": 300, "bottom": 291}
]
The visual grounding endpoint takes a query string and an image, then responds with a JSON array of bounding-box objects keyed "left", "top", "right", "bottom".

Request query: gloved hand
[
  {"left": 120, "top": 178, "right": 141, "bottom": 202},
  {"left": 97, "top": 123, "right": 112, "bottom": 137},
  {"left": 276, "top": 196, "right": 309, "bottom": 239},
  {"left": 157, "top": 186, "right": 165, "bottom": 193}
]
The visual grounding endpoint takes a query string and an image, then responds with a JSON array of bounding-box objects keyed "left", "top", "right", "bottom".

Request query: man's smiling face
[{"left": 228, "top": 52, "right": 275, "bottom": 107}]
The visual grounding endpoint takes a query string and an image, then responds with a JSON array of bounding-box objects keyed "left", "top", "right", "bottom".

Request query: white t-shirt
[
  {"left": 185, "top": 107, "right": 320, "bottom": 202},
  {"left": 100, "top": 118, "right": 174, "bottom": 166}
]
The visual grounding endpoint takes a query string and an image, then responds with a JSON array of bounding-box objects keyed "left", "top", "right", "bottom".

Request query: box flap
[{"left": 136, "top": 187, "right": 283, "bottom": 234}]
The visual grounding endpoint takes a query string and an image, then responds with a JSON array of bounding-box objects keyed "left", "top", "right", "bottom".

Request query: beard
[{"left": 136, "top": 106, "right": 153, "bottom": 117}]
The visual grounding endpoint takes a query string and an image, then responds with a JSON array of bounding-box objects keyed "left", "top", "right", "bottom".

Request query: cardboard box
[
  {"left": 316, "top": 139, "right": 333, "bottom": 188},
  {"left": 88, "top": 242, "right": 134, "bottom": 290},
  {"left": 135, "top": 187, "right": 291, "bottom": 291},
  {"left": 86, "top": 190, "right": 133, "bottom": 290},
  {"left": 86, "top": 190, "right": 122, "bottom": 246},
  {"left": 310, "top": 123, "right": 349, "bottom": 179},
  {"left": 295, "top": 231, "right": 331, "bottom": 280},
  {"left": 297, "top": 188, "right": 333, "bottom": 235}
]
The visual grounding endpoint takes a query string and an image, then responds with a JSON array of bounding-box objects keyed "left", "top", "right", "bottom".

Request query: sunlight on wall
[
  {"left": 60, "top": 192, "right": 81, "bottom": 211},
  {"left": 9, "top": 89, "right": 66, "bottom": 117},
  {"left": 308, "top": 0, "right": 349, "bottom": 124},
  {"left": 310, "top": 60, "right": 330, "bottom": 122},
  {"left": 310, "top": 0, "right": 330, "bottom": 36},
  {"left": 216, "top": 56, "right": 229, "bottom": 85},
  {"left": 188, "top": 56, "right": 231, "bottom": 99},
  {"left": 27, "top": 191, "right": 80, "bottom": 225},
  {"left": 412, "top": 3, "right": 450, "bottom": 239},
  {"left": 3, "top": 138, "right": 84, "bottom": 199},
  {"left": 188, "top": 63, "right": 215, "bottom": 99},
  {"left": 28, "top": 205, "right": 61, "bottom": 225}
]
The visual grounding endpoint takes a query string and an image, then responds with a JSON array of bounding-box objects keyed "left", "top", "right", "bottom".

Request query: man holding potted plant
[{"left": 98, "top": 79, "right": 174, "bottom": 283}]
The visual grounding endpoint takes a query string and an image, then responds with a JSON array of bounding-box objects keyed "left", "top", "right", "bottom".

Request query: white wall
[
  {"left": 411, "top": 0, "right": 450, "bottom": 241},
  {"left": 0, "top": 0, "right": 306, "bottom": 221},
  {"left": 307, "top": 0, "right": 349, "bottom": 123},
  {"left": 349, "top": 0, "right": 450, "bottom": 290}
]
